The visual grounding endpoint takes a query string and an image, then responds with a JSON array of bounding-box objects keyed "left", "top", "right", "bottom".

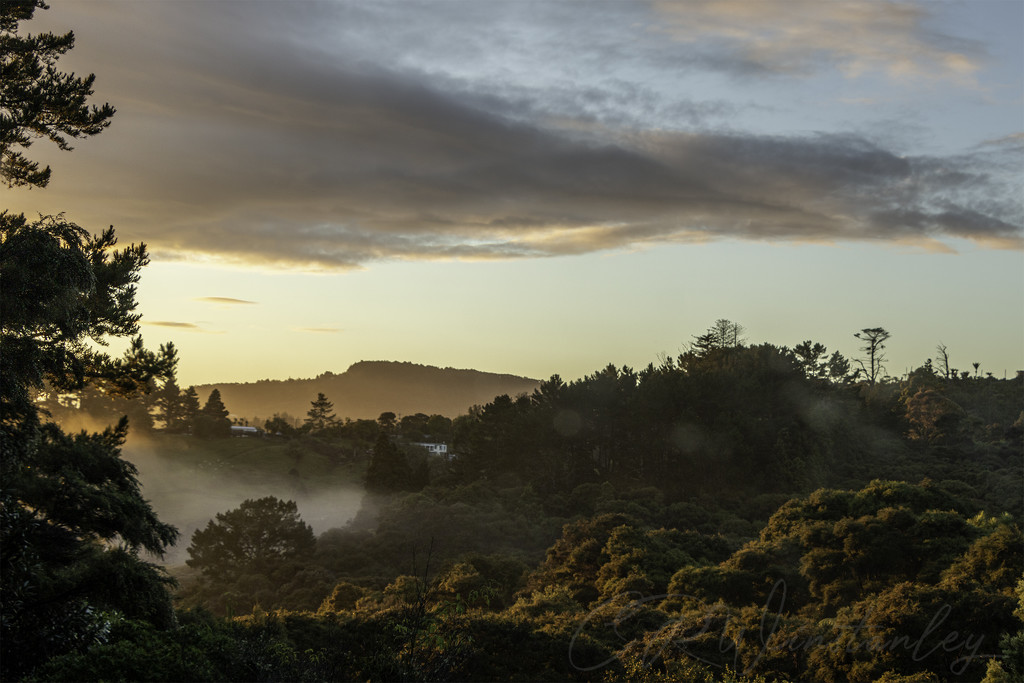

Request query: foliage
[
  {"left": 264, "top": 413, "right": 298, "bottom": 437},
  {"left": 854, "top": 327, "right": 892, "bottom": 385},
  {"left": 195, "top": 388, "right": 231, "bottom": 438},
  {"left": 690, "top": 318, "right": 747, "bottom": 355},
  {"left": 940, "top": 522, "right": 1023, "bottom": 596},
  {"left": 365, "top": 431, "right": 414, "bottom": 492},
  {"left": 187, "top": 497, "right": 316, "bottom": 581},
  {"left": 13, "top": 311, "right": 1021, "bottom": 680},
  {"left": 454, "top": 341, "right": 863, "bottom": 497},
  {"left": 304, "top": 392, "right": 337, "bottom": 432},
  {"left": 1, "top": 213, "right": 178, "bottom": 677},
  {"left": 1, "top": 0, "right": 115, "bottom": 187},
  {"left": 807, "top": 582, "right": 1014, "bottom": 682},
  {"left": 793, "top": 339, "right": 853, "bottom": 383},
  {"left": 1, "top": 7, "right": 182, "bottom": 674},
  {"left": 149, "top": 371, "right": 202, "bottom": 434}
]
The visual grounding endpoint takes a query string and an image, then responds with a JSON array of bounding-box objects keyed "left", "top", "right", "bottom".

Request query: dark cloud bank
[{"left": 46, "top": 1, "right": 1024, "bottom": 268}]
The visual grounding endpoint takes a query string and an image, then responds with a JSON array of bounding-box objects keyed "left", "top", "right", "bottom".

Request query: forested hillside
[
  {"left": 19, "top": 323, "right": 1024, "bottom": 682},
  {"left": 195, "top": 361, "right": 541, "bottom": 422}
]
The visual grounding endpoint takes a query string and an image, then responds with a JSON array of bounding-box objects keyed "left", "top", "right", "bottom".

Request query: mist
[{"left": 121, "top": 435, "right": 365, "bottom": 566}]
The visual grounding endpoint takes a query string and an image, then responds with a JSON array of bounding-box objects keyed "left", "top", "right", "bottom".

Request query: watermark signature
[{"left": 568, "top": 580, "right": 995, "bottom": 676}]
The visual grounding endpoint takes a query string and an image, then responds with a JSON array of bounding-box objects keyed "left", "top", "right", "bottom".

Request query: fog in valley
[{"left": 121, "top": 436, "right": 365, "bottom": 566}]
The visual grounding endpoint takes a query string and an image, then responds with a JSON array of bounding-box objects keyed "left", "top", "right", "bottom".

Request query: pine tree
[
  {"left": 181, "top": 385, "right": 201, "bottom": 433},
  {"left": 1, "top": 6, "right": 178, "bottom": 675},
  {"left": 154, "top": 377, "right": 184, "bottom": 431},
  {"left": 202, "top": 388, "right": 229, "bottom": 419},
  {"left": 195, "top": 388, "right": 230, "bottom": 438},
  {"left": 304, "top": 392, "right": 337, "bottom": 431},
  {"left": 1, "top": 213, "right": 178, "bottom": 678},
  {"left": 1, "top": 0, "right": 115, "bottom": 187}
]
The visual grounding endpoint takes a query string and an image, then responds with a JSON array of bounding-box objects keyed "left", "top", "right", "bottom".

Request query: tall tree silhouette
[
  {"left": 0, "top": 5, "right": 179, "bottom": 676},
  {"left": 690, "top": 319, "right": 746, "bottom": 357},
  {"left": 181, "top": 385, "right": 201, "bottom": 432},
  {"left": 935, "top": 343, "right": 951, "bottom": 379},
  {"left": 0, "top": 214, "right": 178, "bottom": 677},
  {"left": 195, "top": 388, "right": 230, "bottom": 437},
  {"left": 305, "top": 392, "right": 337, "bottom": 431},
  {"left": 854, "top": 327, "right": 891, "bottom": 385}
]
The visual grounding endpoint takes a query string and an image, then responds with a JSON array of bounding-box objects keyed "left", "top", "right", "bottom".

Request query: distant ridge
[{"left": 194, "top": 360, "right": 541, "bottom": 422}]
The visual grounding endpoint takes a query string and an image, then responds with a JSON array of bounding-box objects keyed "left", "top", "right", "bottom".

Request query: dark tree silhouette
[
  {"left": 304, "top": 392, "right": 337, "bottom": 431},
  {"left": 186, "top": 497, "right": 315, "bottom": 580},
  {"left": 153, "top": 377, "right": 185, "bottom": 431},
  {"left": 365, "top": 432, "right": 412, "bottom": 493},
  {"left": 1, "top": 0, "right": 115, "bottom": 187},
  {"left": 854, "top": 327, "right": 891, "bottom": 385},
  {"left": 690, "top": 319, "right": 746, "bottom": 356},
  {"left": 794, "top": 340, "right": 854, "bottom": 383},
  {"left": 1, "top": 12, "right": 177, "bottom": 667},
  {"left": 195, "top": 388, "right": 230, "bottom": 437},
  {"left": 180, "top": 385, "right": 201, "bottom": 432},
  {"left": 935, "top": 343, "right": 951, "bottom": 379},
  {"left": 265, "top": 413, "right": 297, "bottom": 437},
  {"left": 378, "top": 411, "right": 397, "bottom": 433},
  {"left": 0, "top": 213, "right": 178, "bottom": 678}
]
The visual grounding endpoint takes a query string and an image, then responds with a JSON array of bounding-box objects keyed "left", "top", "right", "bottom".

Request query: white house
[{"left": 412, "top": 442, "right": 449, "bottom": 459}]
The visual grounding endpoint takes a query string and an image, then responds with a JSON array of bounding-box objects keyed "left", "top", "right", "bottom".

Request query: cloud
[
  {"left": 114, "top": 77, "right": 1020, "bottom": 266},
  {"left": 195, "top": 297, "right": 258, "bottom": 305},
  {"left": 651, "top": 0, "right": 984, "bottom": 83},
  {"left": 144, "top": 321, "right": 224, "bottom": 334},
  {"left": 146, "top": 321, "right": 199, "bottom": 329},
  {"left": 10, "top": 1, "right": 1020, "bottom": 270},
  {"left": 299, "top": 328, "right": 342, "bottom": 334}
]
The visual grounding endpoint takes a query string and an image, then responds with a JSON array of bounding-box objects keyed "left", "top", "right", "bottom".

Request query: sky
[{"left": 8, "top": 0, "right": 1024, "bottom": 388}]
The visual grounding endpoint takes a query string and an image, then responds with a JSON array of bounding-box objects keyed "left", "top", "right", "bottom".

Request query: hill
[{"left": 194, "top": 360, "right": 540, "bottom": 422}]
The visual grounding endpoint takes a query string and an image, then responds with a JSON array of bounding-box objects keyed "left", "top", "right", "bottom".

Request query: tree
[
  {"left": 793, "top": 340, "right": 828, "bottom": 379},
  {"left": 903, "top": 388, "right": 964, "bottom": 444},
  {"left": 180, "top": 385, "right": 200, "bottom": 432},
  {"left": 304, "top": 392, "right": 337, "bottom": 431},
  {"left": 711, "top": 318, "right": 746, "bottom": 348},
  {"left": 186, "top": 497, "right": 316, "bottom": 581},
  {"left": 826, "top": 350, "right": 853, "bottom": 383},
  {"left": 426, "top": 413, "right": 453, "bottom": 441},
  {"left": 399, "top": 412, "right": 431, "bottom": 440},
  {"left": 378, "top": 410, "right": 397, "bottom": 433},
  {"left": 0, "top": 213, "right": 179, "bottom": 678},
  {"left": 264, "top": 413, "right": 297, "bottom": 437},
  {"left": 202, "top": 388, "right": 228, "bottom": 419},
  {"left": 689, "top": 319, "right": 746, "bottom": 357},
  {"left": 153, "top": 376, "right": 184, "bottom": 431},
  {"left": 195, "top": 388, "right": 230, "bottom": 438},
  {"left": 1, "top": 0, "right": 115, "bottom": 188},
  {"left": 365, "top": 431, "right": 412, "bottom": 493},
  {"left": 794, "top": 341, "right": 854, "bottom": 384},
  {"left": 1, "top": 5, "right": 180, "bottom": 677},
  {"left": 853, "top": 327, "right": 890, "bottom": 385},
  {"left": 935, "top": 343, "right": 951, "bottom": 380}
]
